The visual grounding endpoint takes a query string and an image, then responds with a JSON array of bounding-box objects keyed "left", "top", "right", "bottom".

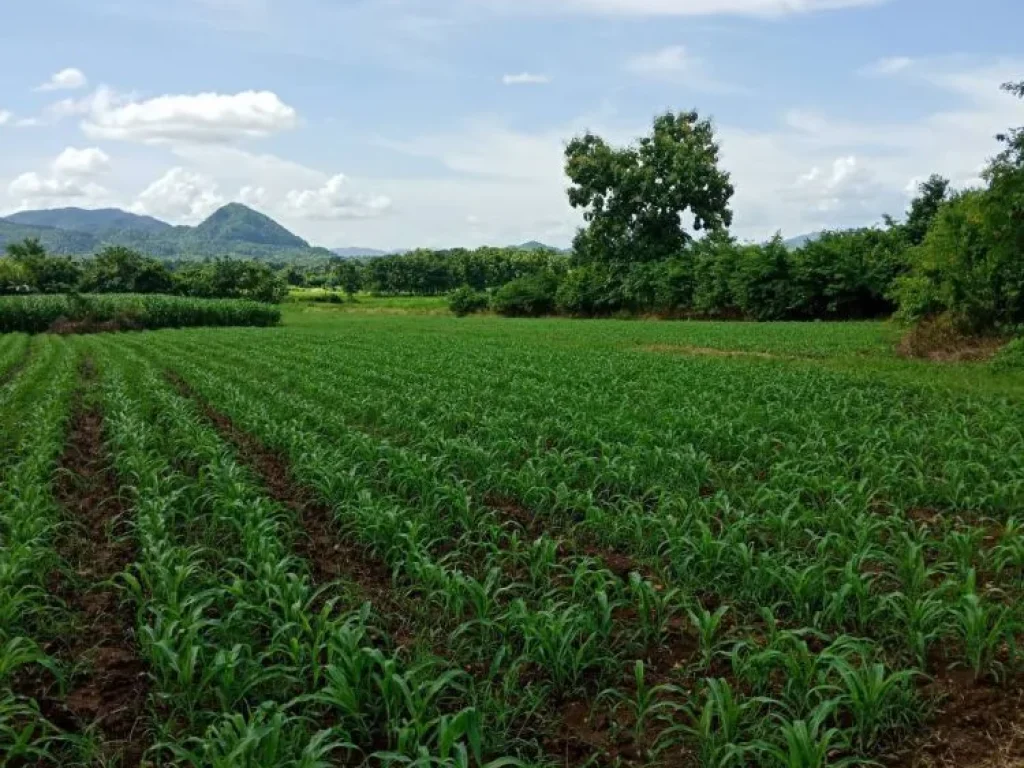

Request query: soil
[
  {"left": 48, "top": 317, "right": 144, "bottom": 335},
  {"left": 165, "top": 373, "right": 398, "bottom": 619},
  {"left": 888, "top": 674, "right": 1024, "bottom": 768},
  {"left": 44, "top": 360, "right": 149, "bottom": 765}
]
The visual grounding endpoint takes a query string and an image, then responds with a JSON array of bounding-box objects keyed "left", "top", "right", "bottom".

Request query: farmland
[{"left": 2, "top": 313, "right": 1024, "bottom": 767}]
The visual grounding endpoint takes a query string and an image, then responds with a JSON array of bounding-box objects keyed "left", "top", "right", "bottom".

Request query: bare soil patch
[{"left": 889, "top": 674, "right": 1024, "bottom": 767}]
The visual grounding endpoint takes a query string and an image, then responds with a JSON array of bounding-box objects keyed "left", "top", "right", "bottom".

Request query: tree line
[
  {"left": 452, "top": 83, "right": 1023, "bottom": 332},
  {"left": 290, "top": 247, "right": 566, "bottom": 297},
  {"left": 0, "top": 241, "right": 288, "bottom": 303}
]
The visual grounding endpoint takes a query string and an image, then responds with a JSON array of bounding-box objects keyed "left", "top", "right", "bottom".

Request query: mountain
[
  {"left": 6, "top": 207, "right": 172, "bottom": 236},
  {"left": 0, "top": 220, "right": 98, "bottom": 254},
  {"left": 331, "top": 247, "right": 390, "bottom": 258},
  {"left": 194, "top": 203, "right": 308, "bottom": 248},
  {"left": 517, "top": 240, "right": 561, "bottom": 252},
  {"left": 784, "top": 232, "right": 823, "bottom": 250},
  {"left": 0, "top": 204, "right": 333, "bottom": 264}
]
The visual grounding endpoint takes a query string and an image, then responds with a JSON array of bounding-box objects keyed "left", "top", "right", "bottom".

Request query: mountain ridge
[{"left": 0, "top": 204, "right": 332, "bottom": 264}]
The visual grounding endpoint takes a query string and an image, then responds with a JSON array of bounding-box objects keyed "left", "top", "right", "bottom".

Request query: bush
[
  {"left": 491, "top": 273, "right": 559, "bottom": 317},
  {"left": 992, "top": 337, "right": 1024, "bottom": 372},
  {"left": 448, "top": 286, "right": 489, "bottom": 317},
  {"left": 0, "top": 294, "right": 281, "bottom": 334}
]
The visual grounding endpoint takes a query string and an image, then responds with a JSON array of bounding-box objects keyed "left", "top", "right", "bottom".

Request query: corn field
[
  {"left": 0, "top": 294, "right": 280, "bottom": 333},
  {"left": 1, "top": 315, "right": 1022, "bottom": 767}
]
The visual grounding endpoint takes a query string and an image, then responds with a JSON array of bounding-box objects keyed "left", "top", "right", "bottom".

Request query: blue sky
[{"left": 1, "top": 0, "right": 1022, "bottom": 249}]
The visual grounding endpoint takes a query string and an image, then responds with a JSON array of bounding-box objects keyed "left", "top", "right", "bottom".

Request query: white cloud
[
  {"left": 625, "top": 45, "right": 735, "bottom": 91},
  {"left": 36, "top": 67, "right": 88, "bottom": 92},
  {"left": 83, "top": 90, "right": 298, "bottom": 145},
  {"left": 861, "top": 56, "right": 913, "bottom": 76},
  {"left": 52, "top": 147, "right": 112, "bottom": 178},
  {"left": 239, "top": 184, "right": 270, "bottom": 207},
  {"left": 15, "top": 117, "right": 43, "bottom": 128},
  {"left": 0, "top": 111, "right": 10, "bottom": 126},
  {"left": 283, "top": 174, "right": 392, "bottom": 219},
  {"left": 8, "top": 172, "right": 108, "bottom": 206},
  {"left": 502, "top": 72, "right": 551, "bottom": 85},
  {"left": 131, "top": 167, "right": 225, "bottom": 222}
]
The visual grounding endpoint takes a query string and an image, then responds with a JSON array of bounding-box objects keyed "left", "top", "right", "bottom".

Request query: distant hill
[
  {"left": 6, "top": 207, "right": 172, "bottom": 236},
  {"left": 784, "top": 232, "right": 822, "bottom": 250},
  {"left": 0, "top": 204, "right": 333, "bottom": 264},
  {"left": 331, "top": 247, "right": 390, "bottom": 258},
  {"left": 517, "top": 240, "right": 561, "bottom": 252},
  {"left": 194, "top": 203, "right": 307, "bottom": 248},
  {"left": 0, "top": 219, "right": 98, "bottom": 254}
]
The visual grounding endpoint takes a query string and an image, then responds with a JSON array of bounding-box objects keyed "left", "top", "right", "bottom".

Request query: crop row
[{"left": 119, "top": 329, "right": 984, "bottom": 765}]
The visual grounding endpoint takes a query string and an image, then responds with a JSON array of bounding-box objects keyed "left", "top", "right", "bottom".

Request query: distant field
[
  {"left": 2, "top": 313, "right": 1022, "bottom": 766},
  {"left": 287, "top": 289, "right": 450, "bottom": 315}
]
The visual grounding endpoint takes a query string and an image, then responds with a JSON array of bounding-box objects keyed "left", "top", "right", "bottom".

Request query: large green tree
[
  {"left": 904, "top": 175, "right": 951, "bottom": 246},
  {"left": 565, "top": 111, "right": 734, "bottom": 266}
]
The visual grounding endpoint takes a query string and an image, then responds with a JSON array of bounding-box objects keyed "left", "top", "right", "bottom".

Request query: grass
[
  {"left": 2, "top": 313, "right": 1023, "bottom": 766},
  {"left": 286, "top": 291, "right": 451, "bottom": 316}
]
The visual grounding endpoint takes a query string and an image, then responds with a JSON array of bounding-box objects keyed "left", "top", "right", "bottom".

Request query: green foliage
[
  {"left": 173, "top": 259, "right": 288, "bottom": 303},
  {"left": 992, "top": 336, "right": 1024, "bottom": 372},
  {"left": 448, "top": 286, "right": 489, "bottom": 317},
  {"left": 80, "top": 246, "right": 173, "bottom": 293},
  {"left": 894, "top": 82, "right": 1024, "bottom": 332},
  {"left": 5, "top": 238, "right": 83, "bottom": 293},
  {"left": 490, "top": 273, "right": 558, "bottom": 317},
  {"left": 566, "top": 111, "right": 734, "bottom": 266},
  {"left": 0, "top": 294, "right": 280, "bottom": 333},
  {"left": 902, "top": 175, "right": 951, "bottom": 246}
]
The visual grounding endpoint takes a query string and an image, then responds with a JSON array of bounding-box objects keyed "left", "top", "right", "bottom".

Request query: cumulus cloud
[
  {"left": 502, "top": 72, "right": 551, "bottom": 85},
  {"left": 83, "top": 90, "right": 298, "bottom": 145},
  {"left": 36, "top": 67, "right": 88, "bottom": 92},
  {"left": 0, "top": 111, "right": 11, "bottom": 126},
  {"left": 283, "top": 174, "right": 392, "bottom": 219},
  {"left": 8, "top": 172, "right": 108, "bottom": 205},
  {"left": 131, "top": 167, "right": 225, "bottom": 221},
  {"left": 52, "top": 147, "right": 112, "bottom": 177}
]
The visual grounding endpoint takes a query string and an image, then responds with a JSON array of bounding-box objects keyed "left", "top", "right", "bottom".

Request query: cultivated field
[{"left": 2, "top": 313, "right": 1023, "bottom": 767}]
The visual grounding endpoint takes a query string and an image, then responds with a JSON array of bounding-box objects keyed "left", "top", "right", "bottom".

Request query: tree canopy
[{"left": 566, "top": 111, "right": 734, "bottom": 266}]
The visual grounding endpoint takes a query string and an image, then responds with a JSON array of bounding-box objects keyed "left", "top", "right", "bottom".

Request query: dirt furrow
[
  {"left": 166, "top": 373, "right": 396, "bottom": 613},
  {"left": 49, "top": 361, "right": 149, "bottom": 765}
]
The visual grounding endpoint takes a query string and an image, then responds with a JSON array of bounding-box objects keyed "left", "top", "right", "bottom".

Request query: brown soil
[
  {"left": 889, "top": 674, "right": 1024, "bottom": 767},
  {"left": 48, "top": 317, "right": 143, "bottom": 335},
  {"left": 46, "top": 360, "right": 149, "bottom": 765},
  {"left": 165, "top": 373, "right": 397, "bottom": 618}
]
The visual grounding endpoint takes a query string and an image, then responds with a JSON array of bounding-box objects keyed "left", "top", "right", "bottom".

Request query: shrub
[
  {"left": 491, "top": 273, "right": 558, "bottom": 317},
  {"left": 0, "top": 294, "right": 281, "bottom": 334},
  {"left": 448, "top": 286, "right": 489, "bottom": 317},
  {"left": 992, "top": 337, "right": 1024, "bottom": 372}
]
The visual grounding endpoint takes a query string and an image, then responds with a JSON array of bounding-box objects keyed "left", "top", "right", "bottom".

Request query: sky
[{"left": 1, "top": 0, "right": 1023, "bottom": 250}]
